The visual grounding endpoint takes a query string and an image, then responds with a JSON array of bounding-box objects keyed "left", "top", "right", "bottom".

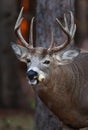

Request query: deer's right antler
[
  {"left": 48, "top": 11, "right": 76, "bottom": 53},
  {"left": 14, "top": 7, "right": 34, "bottom": 49}
]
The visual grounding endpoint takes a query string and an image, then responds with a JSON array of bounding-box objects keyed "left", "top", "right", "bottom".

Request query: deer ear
[
  {"left": 54, "top": 49, "right": 80, "bottom": 65},
  {"left": 11, "top": 42, "right": 28, "bottom": 62},
  {"left": 62, "top": 49, "right": 80, "bottom": 60}
]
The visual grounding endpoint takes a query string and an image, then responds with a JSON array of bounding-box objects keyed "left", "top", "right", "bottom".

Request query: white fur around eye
[
  {"left": 27, "top": 58, "right": 31, "bottom": 63},
  {"left": 43, "top": 60, "right": 50, "bottom": 64},
  {"left": 42, "top": 59, "right": 50, "bottom": 67}
]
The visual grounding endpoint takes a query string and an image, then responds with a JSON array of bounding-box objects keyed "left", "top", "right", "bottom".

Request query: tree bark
[
  {"left": 35, "top": 0, "right": 75, "bottom": 130},
  {"left": 0, "top": 0, "right": 21, "bottom": 107},
  {"left": 75, "top": 0, "right": 88, "bottom": 48}
]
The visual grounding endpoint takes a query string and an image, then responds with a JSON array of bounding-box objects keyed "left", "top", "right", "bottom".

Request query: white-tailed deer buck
[{"left": 11, "top": 7, "right": 88, "bottom": 130}]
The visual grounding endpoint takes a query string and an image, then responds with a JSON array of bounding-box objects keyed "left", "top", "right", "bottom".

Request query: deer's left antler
[{"left": 49, "top": 11, "right": 76, "bottom": 53}]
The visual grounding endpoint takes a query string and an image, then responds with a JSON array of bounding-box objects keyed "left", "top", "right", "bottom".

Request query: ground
[{"left": 0, "top": 108, "right": 34, "bottom": 130}]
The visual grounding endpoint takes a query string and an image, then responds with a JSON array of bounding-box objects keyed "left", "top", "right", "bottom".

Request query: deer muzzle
[
  {"left": 26, "top": 70, "right": 39, "bottom": 85},
  {"left": 26, "top": 69, "right": 45, "bottom": 86}
]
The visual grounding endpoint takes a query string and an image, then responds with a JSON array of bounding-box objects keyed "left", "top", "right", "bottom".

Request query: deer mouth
[
  {"left": 27, "top": 76, "right": 39, "bottom": 86},
  {"left": 28, "top": 80, "right": 38, "bottom": 86}
]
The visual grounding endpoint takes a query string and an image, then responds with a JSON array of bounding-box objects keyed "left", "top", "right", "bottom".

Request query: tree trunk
[
  {"left": 35, "top": 0, "right": 75, "bottom": 130},
  {"left": 75, "top": 0, "right": 88, "bottom": 48},
  {"left": 0, "top": 0, "right": 21, "bottom": 108}
]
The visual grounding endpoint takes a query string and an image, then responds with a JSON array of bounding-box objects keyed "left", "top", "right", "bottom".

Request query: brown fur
[
  {"left": 12, "top": 42, "right": 88, "bottom": 129},
  {"left": 12, "top": 8, "right": 88, "bottom": 129},
  {"left": 38, "top": 53, "right": 88, "bottom": 128}
]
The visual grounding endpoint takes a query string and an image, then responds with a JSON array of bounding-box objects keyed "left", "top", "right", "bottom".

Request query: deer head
[{"left": 11, "top": 7, "right": 80, "bottom": 86}]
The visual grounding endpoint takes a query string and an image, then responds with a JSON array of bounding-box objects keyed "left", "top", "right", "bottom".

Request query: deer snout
[
  {"left": 26, "top": 70, "right": 38, "bottom": 80},
  {"left": 26, "top": 68, "right": 46, "bottom": 85},
  {"left": 26, "top": 70, "right": 39, "bottom": 85}
]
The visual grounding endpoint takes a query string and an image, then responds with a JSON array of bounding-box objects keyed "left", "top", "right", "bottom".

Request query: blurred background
[
  {"left": 0, "top": 0, "right": 36, "bottom": 130},
  {"left": 0, "top": 0, "right": 88, "bottom": 130}
]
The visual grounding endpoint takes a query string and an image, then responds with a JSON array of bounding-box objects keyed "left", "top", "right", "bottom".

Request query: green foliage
[
  {"left": 29, "top": 98, "right": 35, "bottom": 109},
  {"left": 0, "top": 113, "right": 34, "bottom": 130}
]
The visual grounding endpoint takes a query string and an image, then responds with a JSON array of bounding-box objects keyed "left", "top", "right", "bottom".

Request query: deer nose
[{"left": 26, "top": 70, "right": 38, "bottom": 80}]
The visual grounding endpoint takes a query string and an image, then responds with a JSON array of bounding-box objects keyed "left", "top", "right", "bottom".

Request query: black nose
[{"left": 26, "top": 70, "right": 38, "bottom": 80}]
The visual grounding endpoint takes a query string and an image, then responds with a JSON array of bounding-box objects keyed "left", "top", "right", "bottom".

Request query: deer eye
[
  {"left": 43, "top": 60, "right": 50, "bottom": 64},
  {"left": 27, "top": 59, "right": 31, "bottom": 63}
]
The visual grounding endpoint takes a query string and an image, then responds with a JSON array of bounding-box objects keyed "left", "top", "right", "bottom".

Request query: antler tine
[
  {"left": 48, "top": 31, "right": 55, "bottom": 51},
  {"left": 50, "top": 11, "right": 76, "bottom": 52},
  {"left": 70, "top": 11, "right": 76, "bottom": 39},
  {"left": 29, "top": 17, "right": 35, "bottom": 48},
  {"left": 14, "top": 7, "right": 30, "bottom": 48}
]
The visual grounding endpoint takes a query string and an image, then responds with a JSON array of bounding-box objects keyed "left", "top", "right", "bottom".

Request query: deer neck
[{"left": 38, "top": 64, "right": 73, "bottom": 103}]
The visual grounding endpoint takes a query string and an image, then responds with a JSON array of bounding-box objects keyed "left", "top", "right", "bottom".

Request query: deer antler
[
  {"left": 49, "top": 11, "right": 76, "bottom": 52},
  {"left": 29, "top": 17, "right": 34, "bottom": 47},
  {"left": 14, "top": 7, "right": 34, "bottom": 48}
]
